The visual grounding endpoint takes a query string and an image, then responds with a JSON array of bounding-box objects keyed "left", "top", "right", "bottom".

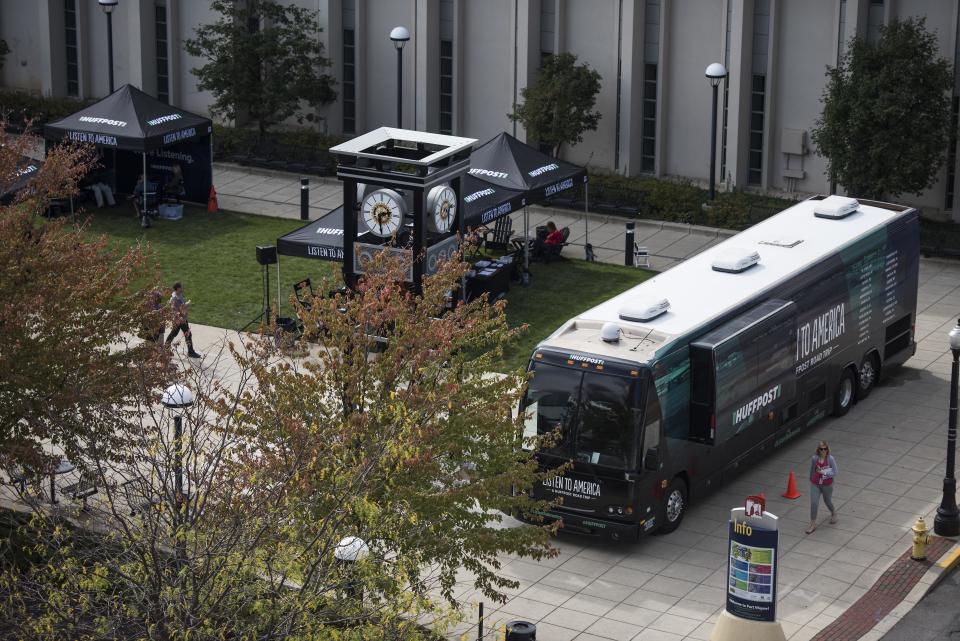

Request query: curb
[{"left": 863, "top": 538, "right": 960, "bottom": 641}]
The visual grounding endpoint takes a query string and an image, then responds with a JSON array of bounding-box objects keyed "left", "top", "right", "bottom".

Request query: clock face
[
  {"left": 361, "top": 189, "right": 405, "bottom": 237},
  {"left": 427, "top": 185, "right": 457, "bottom": 234}
]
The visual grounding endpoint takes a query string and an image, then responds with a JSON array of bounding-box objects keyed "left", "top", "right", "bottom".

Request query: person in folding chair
[{"left": 132, "top": 173, "right": 159, "bottom": 228}]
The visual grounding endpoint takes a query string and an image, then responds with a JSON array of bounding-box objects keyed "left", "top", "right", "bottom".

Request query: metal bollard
[
  {"left": 625, "top": 221, "right": 635, "bottom": 267},
  {"left": 506, "top": 620, "right": 536, "bottom": 641},
  {"left": 300, "top": 177, "right": 309, "bottom": 220}
]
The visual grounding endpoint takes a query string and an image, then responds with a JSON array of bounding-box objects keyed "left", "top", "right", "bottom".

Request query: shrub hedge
[
  {"left": 0, "top": 89, "right": 96, "bottom": 131},
  {"left": 585, "top": 172, "right": 799, "bottom": 230}
]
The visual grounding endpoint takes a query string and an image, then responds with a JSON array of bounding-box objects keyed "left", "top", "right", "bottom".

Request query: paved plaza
[{"left": 212, "top": 163, "right": 733, "bottom": 272}]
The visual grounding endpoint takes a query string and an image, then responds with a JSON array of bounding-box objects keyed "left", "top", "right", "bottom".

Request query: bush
[
  {"left": 586, "top": 172, "right": 798, "bottom": 230},
  {"left": 0, "top": 90, "right": 96, "bottom": 131},
  {"left": 212, "top": 123, "right": 344, "bottom": 168}
]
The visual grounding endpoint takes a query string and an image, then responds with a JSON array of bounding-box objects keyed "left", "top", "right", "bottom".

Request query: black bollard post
[
  {"left": 300, "top": 177, "right": 309, "bottom": 221},
  {"left": 478, "top": 601, "right": 483, "bottom": 641},
  {"left": 625, "top": 221, "right": 635, "bottom": 267}
]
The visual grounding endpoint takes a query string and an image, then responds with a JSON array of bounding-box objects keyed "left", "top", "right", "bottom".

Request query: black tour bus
[{"left": 519, "top": 196, "right": 919, "bottom": 540}]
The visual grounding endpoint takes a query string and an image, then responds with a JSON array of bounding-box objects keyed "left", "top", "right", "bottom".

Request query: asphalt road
[{"left": 880, "top": 567, "right": 960, "bottom": 641}]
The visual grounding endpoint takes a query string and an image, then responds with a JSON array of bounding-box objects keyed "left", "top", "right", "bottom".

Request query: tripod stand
[{"left": 243, "top": 264, "right": 272, "bottom": 331}]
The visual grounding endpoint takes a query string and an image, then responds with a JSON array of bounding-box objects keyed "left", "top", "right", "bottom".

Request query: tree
[
  {"left": 509, "top": 52, "right": 602, "bottom": 157},
  {"left": 0, "top": 124, "right": 168, "bottom": 472},
  {"left": 811, "top": 17, "right": 953, "bottom": 200},
  {"left": 185, "top": 0, "right": 337, "bottom": 138},
  {"left": 2, "top": 250, "right": 563, "bottom": 639}
]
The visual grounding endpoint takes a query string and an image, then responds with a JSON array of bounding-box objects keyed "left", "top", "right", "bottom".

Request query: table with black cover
[{"left": 463, "top": 256, "right": 513, "bottom": 303}]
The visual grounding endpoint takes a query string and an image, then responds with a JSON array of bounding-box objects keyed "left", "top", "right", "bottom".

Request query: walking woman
[{"left": 807, "top": 440, "right": 838, "bottom": 534}]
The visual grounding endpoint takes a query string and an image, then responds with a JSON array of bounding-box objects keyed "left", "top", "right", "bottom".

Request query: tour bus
[{"left": 520, "top": 196, "right": 919, "bottom": 540}]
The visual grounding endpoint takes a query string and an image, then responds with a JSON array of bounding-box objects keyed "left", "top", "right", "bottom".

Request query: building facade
[{"left": 2, "top": 0, "right": 959, "bottom": 221}]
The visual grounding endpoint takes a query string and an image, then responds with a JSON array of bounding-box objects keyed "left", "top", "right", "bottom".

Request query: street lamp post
[
  {"left": 162, "top": 383, "right": 195, "bottom": 564},
  {"left": 334, "top": 536, "right": 369, "bottom": 600},
  {"left": 389, "top": 26, "right": 410, "bottom": 128},
  {"left": 935, "top": 319, "right": 960, "bottom": 537},
  {"left": 99, "top": 0, "right": 118, "bottom": 93},
  {"left": 705, "top": 62, "right": 728, "bottom": 201}
]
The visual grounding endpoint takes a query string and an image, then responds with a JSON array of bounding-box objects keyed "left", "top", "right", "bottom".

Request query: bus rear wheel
[
  {"left": 658, "top": 478, "right": 688, "bottom": 534},
  {"left": 832, "top": 368, "right": 857, "bottom": 417},
  {"left": 857, "top": 353, "right": 880, "bottom": 401}
]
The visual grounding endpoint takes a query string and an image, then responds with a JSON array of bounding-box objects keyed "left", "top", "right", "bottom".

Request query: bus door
[{"left": 690, "top": 300, "right": 798, "bottom": 483}]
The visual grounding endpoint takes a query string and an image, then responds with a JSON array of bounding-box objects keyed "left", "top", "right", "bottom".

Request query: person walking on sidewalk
[
  {"left": 165, "top": 281, "right": 202, "bottom": 359},
  {"left": 807, "top": 440, "right": 838, "bottom": 534}
]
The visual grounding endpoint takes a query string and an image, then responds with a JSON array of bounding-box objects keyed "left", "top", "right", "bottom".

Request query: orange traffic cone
[
  {"left": 782, "top": 471, "right": 801, "bottom": 499},
  {"left": 207, "top": 185, "right": 219, "bottom": 213}
]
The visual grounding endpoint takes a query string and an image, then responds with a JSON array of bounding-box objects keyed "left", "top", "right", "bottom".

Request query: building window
[
  {"left": 867, "top": 0, "right": 884, "bottom": 45},
  {"left": 748, "top": 75, "right": 766, "bottom": 185},
  {"left": 439, "top": 40, "right": 453, "bottom": 135},
  {"left": 837, "top": 0, "right": 847, "bottom": 62},
  {"left": 946, "top": 97, "right": 959, "bottom": 210},
  {"left": 640, "top": 0, "right": 660, "bottom": 173},
  {"left": 65, "top": 0, "right": 78, "bottom": 97},
  {"left": 748, "top": 0, "right": 769, "bottom": 186},
  {"left": 342, "top": 0, "right": 356, "bottom": 134},
  {"left": 155, "top": 2, "right": 169, "bottom": 103},
  {"left": 439, "top": 0, "right": 454, "bottom": 135},
  {"left": 540, "top": 0, "right": 555, "bottom": 61},
  {"left": 640, "top": 64, "right": 657, "bottom": 173}
]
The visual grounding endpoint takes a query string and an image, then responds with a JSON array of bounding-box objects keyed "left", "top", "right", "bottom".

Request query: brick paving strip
[{"left": 811, "top": 537, "right": 953, "bottom": 641}]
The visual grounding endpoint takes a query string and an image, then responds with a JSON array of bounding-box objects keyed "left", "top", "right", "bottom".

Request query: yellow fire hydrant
[{"left": 911, "top": 516, "right": 931, "bottom": 560}]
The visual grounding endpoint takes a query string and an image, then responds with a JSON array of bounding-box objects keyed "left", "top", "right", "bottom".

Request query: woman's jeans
[{"left": 810, "top": 482, "right": 835, "bottom": 520}]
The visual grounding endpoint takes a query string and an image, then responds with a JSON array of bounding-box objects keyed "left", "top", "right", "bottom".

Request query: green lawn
[
  {"left": 83, "top": 204, "right": 653, "bottom": 368},
  {"left": 84, "top": 204, "right": 338, "bottom": 329}
]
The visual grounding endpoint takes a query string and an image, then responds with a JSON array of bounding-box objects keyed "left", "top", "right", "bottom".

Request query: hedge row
[
  {"left": 583, "top": 172, "right": 800, "bottom": 231},
  {"left": 0, "top": 90, "right": 96, "bottom": 131}
]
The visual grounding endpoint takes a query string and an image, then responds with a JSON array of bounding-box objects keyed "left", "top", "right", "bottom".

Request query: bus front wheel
[
  {"left": 659, "top": 478, "right": 688, "bottom": 534},
  {"left": 832, "top": 368, "right": 857, "bottom": 417}
]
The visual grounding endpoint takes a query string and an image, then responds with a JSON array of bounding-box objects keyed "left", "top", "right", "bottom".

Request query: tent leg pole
[
  {"left": 143, "top": 154, "right": 147, "bottom": 214},
  {"left": 524, "top": 206, "right": 529, "bottom": 273},
  {"left": 276, "top": 259, "right": 281, "bottom": 322},
  {"left": 584, "top": 182, "right": 589, "bottom": 246}
]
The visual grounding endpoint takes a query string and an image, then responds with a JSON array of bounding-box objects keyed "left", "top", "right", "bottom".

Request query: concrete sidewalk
[
  {"left": 212, "top": 162, "right": 733, "bottom": 272},
  {"left": 173, "top": 258, "right": 960, "bottom": 641}
]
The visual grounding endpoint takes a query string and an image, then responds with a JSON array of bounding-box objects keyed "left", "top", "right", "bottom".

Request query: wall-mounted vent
[
  {"left": 619, "top": 298, "right": 670, "bottom": 322},
  {"left": 814, "top": 196, "right": 859, "bottom": 219},
  {"left": 712, "top": 248, "right": 760, "bottom": 273}
]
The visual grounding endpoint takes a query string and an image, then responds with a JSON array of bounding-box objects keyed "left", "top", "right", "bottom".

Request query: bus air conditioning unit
[
  {"left": 619, "top": 298, "right": 670, "bottom": 322},
  {"left": 711, "top": 248, "right": 760, "bottom": 274},
  {"left": 813, "top": 195, "right": 859, "bottom": 220}
]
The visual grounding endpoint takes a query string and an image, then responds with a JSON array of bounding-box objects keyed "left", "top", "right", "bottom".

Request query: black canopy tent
[
  {"left": 1, "top": 155, "right": 42, "bottom": 204},
  {"left": 43, "top": 84, "right": 213, "bottom": 212},
  {"left": 276, "top": 132, "right": 589, "bottom": 270}
]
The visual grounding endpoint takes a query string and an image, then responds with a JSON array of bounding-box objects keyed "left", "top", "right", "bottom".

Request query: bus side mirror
[{"left": 644, "top": 447, "right": 660, "bottom": 471}]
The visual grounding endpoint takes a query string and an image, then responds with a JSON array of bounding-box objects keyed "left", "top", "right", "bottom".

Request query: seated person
[
  {"left": 163, "top": 164, "right": 185, "bottom": 201},
  {"left": 82, "top": 171, "right": 116, "bottom": 208},
  {"left": 132, "top": 173, "right": 159, "bottom": 227},
  {"left": 533, "top": 221, "right": 564, "bottom": 260}
]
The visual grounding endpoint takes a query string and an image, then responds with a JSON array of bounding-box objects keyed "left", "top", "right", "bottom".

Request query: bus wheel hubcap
[
  {"left": 860, "top": 361, "right": 875, "bottom": 390},
  {"left": 840, "top": 378, "right": 853, "bottom": 407},
  {"left": 667, "top": 490, "right": 684, "bottom": 522}
]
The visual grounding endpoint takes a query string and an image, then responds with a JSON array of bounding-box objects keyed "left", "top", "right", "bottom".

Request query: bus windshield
[{"left": 522, "top": 363, "right": 640, "bottom": 469}]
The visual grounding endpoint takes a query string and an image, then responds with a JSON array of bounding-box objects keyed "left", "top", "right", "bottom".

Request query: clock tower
[{"left": 329, "top": 127, "right": 477, "bottom": 293}]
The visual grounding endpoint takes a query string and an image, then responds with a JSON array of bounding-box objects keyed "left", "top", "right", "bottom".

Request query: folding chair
[
  {"left": 543, "top": 227, "right": 570, "bottom": 263},
  {"left": 293, "top": 278, "right": 314, "bottom": 311},
  {"left": 483, "top": 217, "right": 515, "bottom": 253},
  {"left": 633, "top": 243, "right": 651, "bottom": 268}
]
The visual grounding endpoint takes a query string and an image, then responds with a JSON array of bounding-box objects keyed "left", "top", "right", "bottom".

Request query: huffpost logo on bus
[{"left": 733, "top": 384, "right": 782, "bottom": 425}]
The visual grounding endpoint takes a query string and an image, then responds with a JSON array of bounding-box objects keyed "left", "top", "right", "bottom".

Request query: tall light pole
[
  {"left": 162, "top": 383, "right": 195, "bottom": 564},
  {"left": 705, "top": 62, "right": 728, "bottom": 201},
  {"left": 935, "top": 319, "right": 960, "bottom": 536},
  {"left": 99, "top": 0, "right": 118, "bottom": 93},
  {"left": 389, "top": 26, "right": 410, "bottom": 128}
]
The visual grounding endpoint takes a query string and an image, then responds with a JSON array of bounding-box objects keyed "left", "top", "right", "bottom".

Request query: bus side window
[
  {"left": 689, "top": 346, "right": 715, "bottom": 444},
  {"left": 755, "top": 313, "right": 795, "bottom": 384},
  {"left": 643, "top": 379, "right": 662, "bottom": 470}
]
